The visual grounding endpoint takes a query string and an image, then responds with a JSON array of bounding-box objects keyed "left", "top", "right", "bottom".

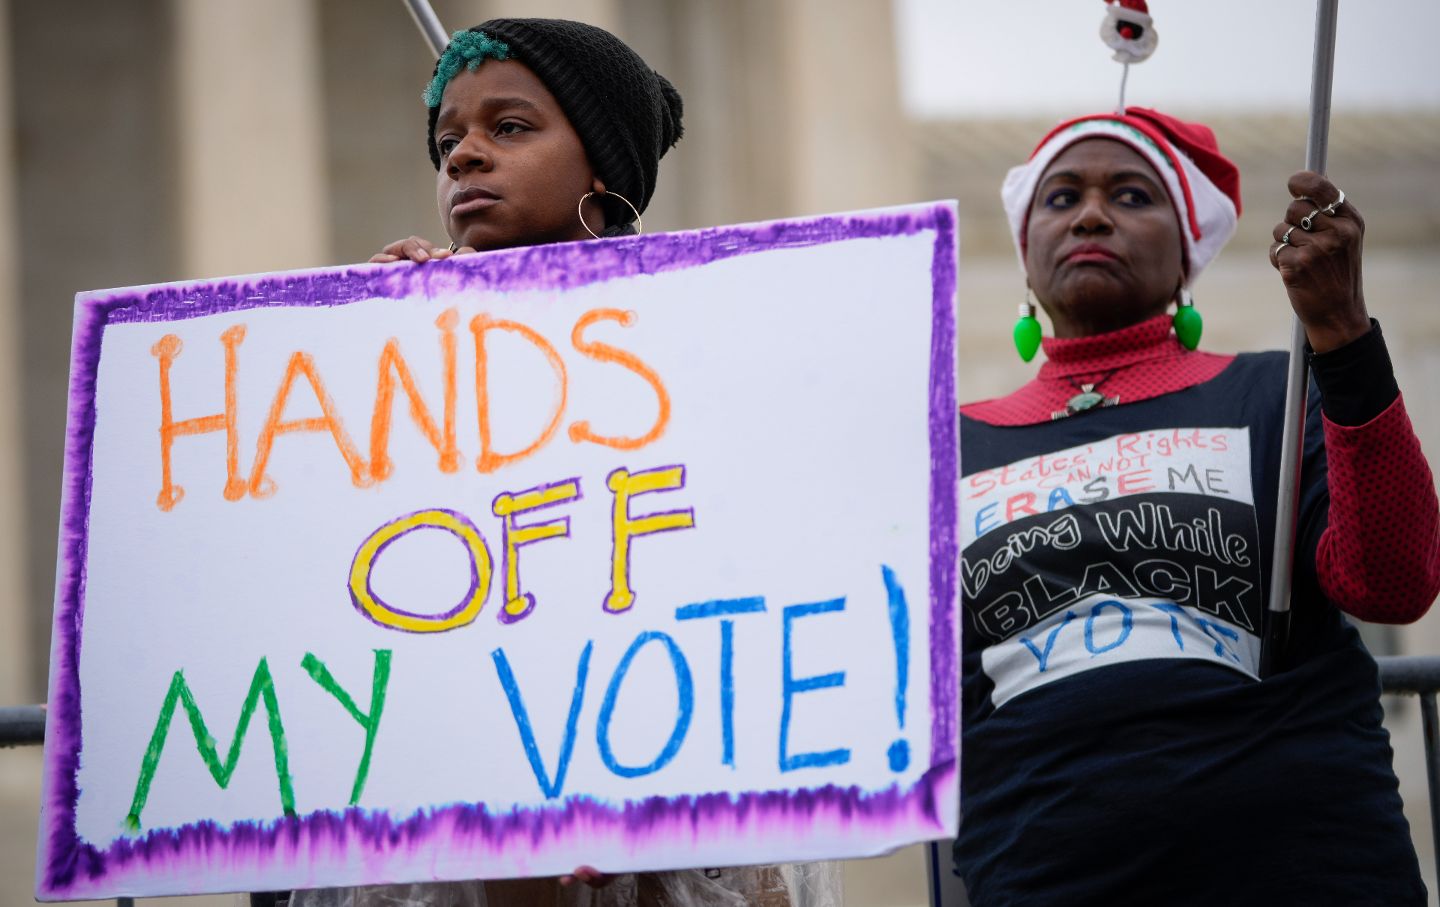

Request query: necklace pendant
[
  {"left": 1052, "top": 385, "right": 1121, "bottom": 420},
  {"left": 1066, "top": 384, "right": 1107, "bottom": 413}
]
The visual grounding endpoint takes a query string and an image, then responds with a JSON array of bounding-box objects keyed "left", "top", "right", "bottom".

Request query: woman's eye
[
  {"left": 438, "top": 138, "right": 459, "bottom": 157},
  {"left": 495, "top": 121, "right": 528, "bottom": 136},
  {"left": 1044, "top": 189, "right": 1077, "bottom": 209},
  {"left": 1115, "top": 188, "right": 1152, "bottom": 206}
]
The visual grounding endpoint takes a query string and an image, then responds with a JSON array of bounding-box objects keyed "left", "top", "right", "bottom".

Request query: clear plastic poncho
[{"left": 288, "top": 863, "right": 842, "bottom": 907}]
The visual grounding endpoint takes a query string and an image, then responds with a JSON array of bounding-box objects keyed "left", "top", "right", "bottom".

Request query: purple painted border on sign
[
  {"left": 47, "top": 768, "right": 955, "bottom": 898},
  {"left": 39, "top": 203, "right": 960, "bottom": 896},
  {"left": 925, "top": 207, "right": 959, "bottom": 772}
]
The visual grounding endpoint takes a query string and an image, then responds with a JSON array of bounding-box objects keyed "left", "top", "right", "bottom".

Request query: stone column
[
  {"left": 774, "top": 0, "right": 916, "bottom": 216},
  {"left": 174, "top": 0, "right": 330, "bottom": 277},
  {"left": 618, "top": 0, "right": 915, "bottom": 232},
  {"left": 12, "top": 0, "right": 181, "bottom": 699},
  {"left": 0, "top": 0, "right": 27, "bottom": 706},
  {"left": 316, "top": 0, "right": 457, "bottom": 264}
]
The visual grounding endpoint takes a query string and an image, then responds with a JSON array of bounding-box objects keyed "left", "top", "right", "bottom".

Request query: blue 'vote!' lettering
[{"left": 487, "top": 569, "right": 915, "bottom": 799}]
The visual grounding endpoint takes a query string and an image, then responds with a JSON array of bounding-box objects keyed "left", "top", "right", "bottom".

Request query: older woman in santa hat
[{"left": 954, "top": 108, "right": 1438, "bottom": 904}]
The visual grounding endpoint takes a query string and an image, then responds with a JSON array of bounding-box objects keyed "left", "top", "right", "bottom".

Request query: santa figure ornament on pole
[
  {"left": 1101, "top": 0, "right": 1158, "bottom": 63},
  {"left": 1102, "top": 0, "right": 1157, "bottom": 116}
]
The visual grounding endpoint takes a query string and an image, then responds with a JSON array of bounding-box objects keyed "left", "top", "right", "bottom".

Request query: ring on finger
[
  {"left": 1281, "top": 225, "right": 1298, "bottom": 245},
  {"left": 1300, "top": 206, "right": 1323, "bottom": 230},
  {"left": 1321, "top": 188, "right": 1346, "bottom": 216}
]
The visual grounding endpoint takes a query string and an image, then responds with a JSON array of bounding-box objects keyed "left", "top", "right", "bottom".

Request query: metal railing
[
  {"left": 7, "top": 656, "right": 1440, "bottom": 905},
  {"left": 1376, "top": 655, "right": 1440, "bottom": 884},
  {"left": 0, "top": 704, "right": 42, "bottom": 746}
]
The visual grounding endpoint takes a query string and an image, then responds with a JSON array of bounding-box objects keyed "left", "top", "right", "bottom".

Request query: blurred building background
[{"left": 0, "top": 1, "right": 1436, "bottom": 904}]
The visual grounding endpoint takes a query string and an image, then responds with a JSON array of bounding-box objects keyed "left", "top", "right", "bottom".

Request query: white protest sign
[{"left": 37, "top": 202, "right": 959, "bottom": 899}]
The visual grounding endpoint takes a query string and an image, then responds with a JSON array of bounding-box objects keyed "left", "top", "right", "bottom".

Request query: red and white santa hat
[{"left": 1001, "top": 107, "right": 1243, "bottom": 285}]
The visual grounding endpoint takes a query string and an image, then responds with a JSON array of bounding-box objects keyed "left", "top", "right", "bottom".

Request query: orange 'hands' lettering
[
  {"left": 471, "top": 314, "right": 567, "bottom": 474},
  {"left": 369, "top": 308, "right": 461, "bottom": 481},
  {"left": 248, "top": 351, "right": 370, "bottom": 498},
  {"left": 568, "top": 309, "right": 670, "bottom": 451},
  {"left": 152, "top": 325, "right": 248, "bottom": 511}
]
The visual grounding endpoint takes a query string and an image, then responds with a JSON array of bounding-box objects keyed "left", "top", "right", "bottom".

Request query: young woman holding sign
[{"left": 297, "top": 18, "right": 828, "bottom": 907}]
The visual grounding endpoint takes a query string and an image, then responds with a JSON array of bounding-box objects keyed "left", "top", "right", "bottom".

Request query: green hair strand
[{"left": 423, "top": 30, "right": 511, "bottom": 108}]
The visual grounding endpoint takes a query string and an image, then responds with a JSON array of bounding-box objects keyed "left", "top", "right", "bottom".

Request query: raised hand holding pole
[{"left": 1260, "top": 0, "right": 1340, "bottom": 679}]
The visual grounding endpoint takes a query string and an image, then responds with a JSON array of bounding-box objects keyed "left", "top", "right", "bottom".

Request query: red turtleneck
[
  {"left": 962, "top": 315, "right": 1232, "bottom": 425},
  {"left": 961, "top": 314, "right": 1439, "bottom": 625}
]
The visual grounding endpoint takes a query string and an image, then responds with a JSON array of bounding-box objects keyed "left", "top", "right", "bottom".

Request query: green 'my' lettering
[
  {"left": 301, "top": 649, "right": 392, "bottom": 805},
  {"left": 126, "top": 657, "right": 294, "bottom": 830}
]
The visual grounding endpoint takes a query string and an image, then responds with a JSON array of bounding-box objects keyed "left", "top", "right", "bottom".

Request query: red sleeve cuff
[{"left": 1318, "top": 392, "right": 1440, "bottom": 623}]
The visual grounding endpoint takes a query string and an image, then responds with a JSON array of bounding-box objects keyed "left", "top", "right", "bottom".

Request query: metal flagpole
[
  {"left": 402, "top": 0, "right": 449, "bottom": 58},
  {"left": 1260, "top": 0, "right": 1340, "bottom": 679}
]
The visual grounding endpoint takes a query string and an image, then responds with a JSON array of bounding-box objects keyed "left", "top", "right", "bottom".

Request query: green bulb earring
[
  {"left": 1173, "top": 288, "right": 1203, "bottom": 350},
  {"left": 1014, "top": 293, "right": 1042, "bottom": 363}
]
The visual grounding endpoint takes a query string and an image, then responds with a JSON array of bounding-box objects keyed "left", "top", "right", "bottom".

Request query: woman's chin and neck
[
  {"left": 452, "top": 223, "right": 600, "bottom": 253},
  {"left": 1042, "top": 290, "right": 1173, "bottom": 340}
]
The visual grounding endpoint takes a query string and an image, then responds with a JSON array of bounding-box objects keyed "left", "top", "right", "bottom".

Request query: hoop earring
[
  {"left": 1173, "top": 287, "right": 1203, "bottom": 350},
  {"left": 578, "top": 190, "right": 643, "bottom": 239},
  {"left": 1014, "top": 288, "right": 1042, "bottom": 362}
]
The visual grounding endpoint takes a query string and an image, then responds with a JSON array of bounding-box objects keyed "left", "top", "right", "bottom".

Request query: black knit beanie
[{"left": 425, "top": 19, "right": 684, "bottom": 228}]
